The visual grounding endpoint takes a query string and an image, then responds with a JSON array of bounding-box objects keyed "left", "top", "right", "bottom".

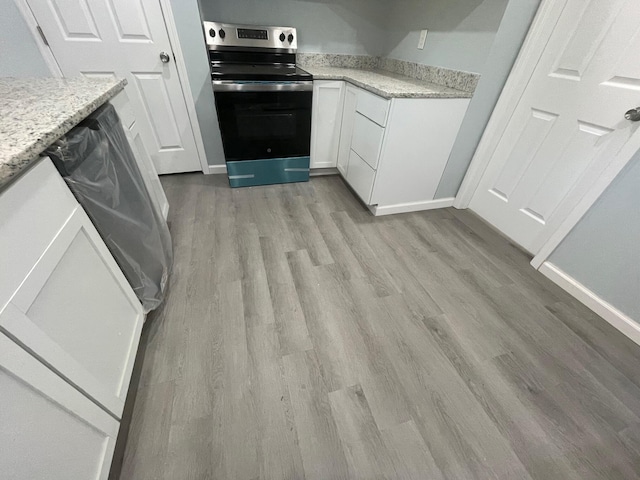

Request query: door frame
[
  {"left": 454, "top": 0, "right": 639, "bottom": 269},
  {"left": 14, "top": 0, "right": 210, "bottom": 175}
]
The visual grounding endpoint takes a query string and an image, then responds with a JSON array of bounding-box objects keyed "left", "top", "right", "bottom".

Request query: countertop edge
[
  {"left": 0, "top": 78, "right": 127, "bottom": 194},
  {"left": 308, "top": 72, "right": 473, "bottom": 99}
]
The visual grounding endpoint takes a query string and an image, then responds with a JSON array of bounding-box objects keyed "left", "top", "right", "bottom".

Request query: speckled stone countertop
[
  {"left": 0, "top": 77, "right": 127, "bottom": 191},
  {"left": 302, "top": 66, "right": 472, "bottom": 99}
]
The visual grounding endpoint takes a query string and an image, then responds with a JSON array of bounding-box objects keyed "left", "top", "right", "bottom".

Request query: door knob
[
  {"left": 159, "top": 52, "right": 171, "bottom": 63},
  {"left": 624, "top": 107, "right": 640, "bottom": 122}
]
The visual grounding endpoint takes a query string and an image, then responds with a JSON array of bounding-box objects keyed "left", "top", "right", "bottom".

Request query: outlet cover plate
[{"left": 418, "top": 29, "right": 428, "bottom": 49}]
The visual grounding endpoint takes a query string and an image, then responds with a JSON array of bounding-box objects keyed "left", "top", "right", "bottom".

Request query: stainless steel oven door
[{"left": 213, "top": 81, "right": 312, "bottom": 162}]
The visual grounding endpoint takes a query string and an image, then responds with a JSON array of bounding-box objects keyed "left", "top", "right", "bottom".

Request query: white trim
[
  {"left": 312, "top": 161, "right": 339, "bottom": 169},
  {"left": 310, "top": 167, "right": 339, "bottom": 177},
  {"left": 158, "top": 0, "right": 209, "bottom": 175},
  {"left": 454, "top": 0, "right": 560, "bottom": 208},
  {"left": 370, "top": 197, "right": 455, "bottom": 216},
  {"left": 208, "top": 164, "right": 227, "bottom": 174},
  {"left": 13, "top": 0, "right": 63, "bottom": 77},
  {"left": 539, "top": 262, "right": 640, "bottom": 346}
]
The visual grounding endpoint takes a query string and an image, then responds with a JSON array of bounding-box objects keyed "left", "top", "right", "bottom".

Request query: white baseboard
[
  {"left": 370, "top": 197, "right": 455, "bottom": 216},
  {"left": 310, "top": 167, "right": 339, "bottom": 177},
  {"left": 207, "top": 164, "right": 227, "bottom": 175},
  {"left": 539, "top": 262, "right": 640, "bottom": 346}
]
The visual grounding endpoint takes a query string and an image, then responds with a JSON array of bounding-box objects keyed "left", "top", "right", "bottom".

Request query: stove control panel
[{"left": 204, "top": 21, "right": 298, "bottom": 51}]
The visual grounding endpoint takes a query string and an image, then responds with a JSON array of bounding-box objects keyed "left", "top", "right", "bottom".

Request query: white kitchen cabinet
[
  {"left": 372, "top": 98, "right": 470, "bottom": 213},
  {"left": 351, "top": 113, "right": 385, "bottom": 170},
  {"left": 0, "top": 159, "right": 144, "bottom": 419},
  {"left": 335, "top": 83, "right": 470, "bottom": 215},
  {"left": 336, "top": 84, "right": 359, "bottom": 176},
  {"left": 354, "top": 87, "right": 390, "bottom": 127},
  {"left": 0, "top": 331, "right": 119, "bottom": 480},
  {"left": 310, "top": 81, "right": 346, "bottom": 169},
  {"left": 345, "top": 149, "right": 376, "bottom": 203},
  {"left": 111, "top": 89, "right": 169, "bottom": 219}
]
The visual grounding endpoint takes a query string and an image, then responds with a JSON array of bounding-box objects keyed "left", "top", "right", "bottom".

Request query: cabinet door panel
[
  {"left": 2, "top": 197, "right": 144, "bottom": 418},
  {"left": 0, "top": 332, "right": 119, "bottom": 480},
  {"left": 346, "top": 149, "right": 376, "bottom": 204},
  {"left": 311, "top": 81, "right": 345, "bottom": 168},
  {"left": 0, "top": 159, "right": 77, "bottom": 310},
  {"left": 337, "top": 85, "right": 358, "bottom": 176}
]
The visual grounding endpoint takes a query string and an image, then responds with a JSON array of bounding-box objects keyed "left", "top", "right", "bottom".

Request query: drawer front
[
  {"left": 351, "top": 113, "right": 385, "bottom": 170},
  {"left": 356, "top": 88, "right": 390, "bottom": 126},
  {"left": 346, "top": 149, "right": 376, "bottom": 205}
]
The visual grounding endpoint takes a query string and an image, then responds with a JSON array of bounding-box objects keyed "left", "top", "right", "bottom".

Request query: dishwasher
[{"left": 46, "top": 102, "right": 172, "bottom": 313}]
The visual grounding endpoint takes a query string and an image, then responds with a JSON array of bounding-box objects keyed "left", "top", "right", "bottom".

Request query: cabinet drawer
[
  {"left": 346, "top": 149, "right": 376, "bottom": 204},
  {"left": 351, "top": 113, "right": 385, "bottom": 170},
  {"left": 356, "top": 89, "right": 390, "bottom": 126}
]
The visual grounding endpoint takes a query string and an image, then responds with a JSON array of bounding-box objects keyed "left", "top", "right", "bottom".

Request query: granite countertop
[
  {"left": 301, "top": 66, "right": 473, "bottom": 99},
  {"left": 0, "top": 77, "right": 127, "bottom": 191}
]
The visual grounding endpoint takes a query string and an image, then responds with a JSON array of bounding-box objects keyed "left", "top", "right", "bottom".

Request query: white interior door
[
  {"left": 469, "top": 0, "right": 640, "bottom": 254},
  {"left": 26, "top": 0, "right": 202, "bottom": 175}
]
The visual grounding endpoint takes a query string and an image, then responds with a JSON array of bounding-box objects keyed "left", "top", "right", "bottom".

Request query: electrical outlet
[{"left": 418, "top": 29, "right": 428, "bottom": 50}]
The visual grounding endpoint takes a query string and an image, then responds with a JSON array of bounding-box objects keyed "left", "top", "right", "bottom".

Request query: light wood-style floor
[{"left": 120, "top": 173, "right": 640, "bottom": 480}]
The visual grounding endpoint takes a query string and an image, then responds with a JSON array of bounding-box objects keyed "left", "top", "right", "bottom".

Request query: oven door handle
[{"left": 212, "top": 81, "right": 313, "bottom": 92}]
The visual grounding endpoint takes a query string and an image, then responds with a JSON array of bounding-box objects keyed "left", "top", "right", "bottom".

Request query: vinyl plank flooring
[
  {"left": 381, "top": 420, "right": 445, "bottom": 480},
  {"left": 328, "top": 384, "right": 402, "bottom": 480},
  {"left": 121, "top": 174, "right": 640, "bottom": 480},
  {"left": 282, "top": 349, "right": 350, "bottom": 480}
]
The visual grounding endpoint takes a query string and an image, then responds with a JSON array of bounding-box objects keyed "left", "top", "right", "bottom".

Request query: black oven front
[{"left": 213, "top": 82, "right": 312, "bottom": 162}]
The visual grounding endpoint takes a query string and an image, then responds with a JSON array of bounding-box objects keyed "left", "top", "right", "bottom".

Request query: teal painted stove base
[{"left": 226, "top": 156, "right": 310, "bottom": 188}]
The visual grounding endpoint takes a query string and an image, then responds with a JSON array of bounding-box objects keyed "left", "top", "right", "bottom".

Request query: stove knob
[
  {"left": 288, "top": 33, "right": 294, "bottom": 43},
  {"left": 279, "top": 33, "right": 286, "bottom": 42},
  {"left": 219, "top": 29, "right": 226, "bottom": 39},
  {"left": 209, "top": 28, "right": 216, "bottom": 38}
]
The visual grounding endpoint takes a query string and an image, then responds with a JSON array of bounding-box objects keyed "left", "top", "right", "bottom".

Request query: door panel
[
  {"left": 27, "top": 0, "right": 201, "bottom": 174},
  {"left": 470, "top": 0, "right": 640, "bottom": 253},
  {"left": 106, "top": 0, "right": 153, "bottom": 42},
  {"left": 132, "top": 72, "right": 183, "bottom": 151},
  {"left": 48, "top": 0, "right": 101, "bottom": 41}
]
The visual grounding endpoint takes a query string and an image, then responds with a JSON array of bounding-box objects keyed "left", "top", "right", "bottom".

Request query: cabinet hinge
[{"left": 36, "top": 25, "right": 49, "bottom": 46}]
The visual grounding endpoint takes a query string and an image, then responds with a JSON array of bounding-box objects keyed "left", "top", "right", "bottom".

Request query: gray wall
[
  {"left": 385, "top": 0, "right": 509, "bottom": 74},
  {"left": 198, "top": 0, "right": 388, "bottom": 56},
  {"left": 0, "top": 0, "right": 50, "bottom": 76},
  {"left": 549, "top": 153, "right": 640, "bottom": 323},
  {"left": 170, "top": 0, "right": 225, "bottom": 167},
  {"left": 435, "top": 0, "right": 541, "bottom": 198}
]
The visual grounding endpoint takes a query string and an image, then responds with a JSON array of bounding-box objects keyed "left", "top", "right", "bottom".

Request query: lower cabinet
[
  {"left": 330, "top": 81, "right": 471, "bottom": 215},
  {"left": 337, "top": 84, "right": 358, "bottom": 176},
  {"left": 0, "top": 332, "right": 119, "bottom": 480},
  {"left": 0, "top": 158, "right": 145, "bottom": 479},
  {"left": 310, "top": 80, "right": 345, "bottom": 169}
]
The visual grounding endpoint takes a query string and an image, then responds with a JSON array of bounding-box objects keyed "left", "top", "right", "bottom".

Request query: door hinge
[{"left": 36, "top": 25, "right": 49, "bottom": 46}]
